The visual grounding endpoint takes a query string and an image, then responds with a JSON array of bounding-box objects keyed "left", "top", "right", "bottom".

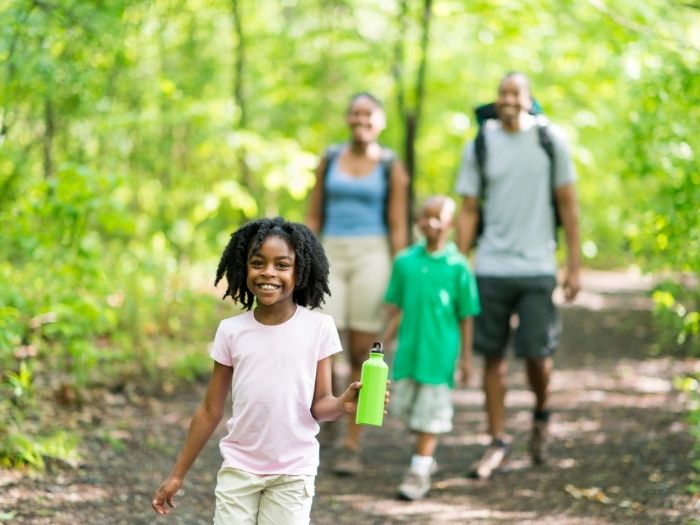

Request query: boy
[{"left": 381, "top": 195, "right": 481, "bottom": 500}]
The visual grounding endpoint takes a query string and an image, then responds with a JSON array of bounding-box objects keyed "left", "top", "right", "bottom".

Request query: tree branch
[
  {"left": 391, "top": 0, "right": 408, "bottom": 119},
  {"left": 587, "top": 0, "right": 699, "bottom": 51},
  {"left": 413, "top": 0, "right": 433, "bottom": 131}
]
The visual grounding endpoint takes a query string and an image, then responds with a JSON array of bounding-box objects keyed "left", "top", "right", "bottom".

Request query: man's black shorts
[{"left": 474, "top": 275, "right": 561, "bottom": 359}]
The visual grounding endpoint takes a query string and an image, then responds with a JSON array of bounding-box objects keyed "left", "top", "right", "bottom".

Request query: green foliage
[
  {"left": 0, "top": 0, "right": 698, "bottom": 469},
  {"left": 0, "top": 425, "right": 80, "bottom": 470},
  {"left": 675, "top": 374, "right": 700, "bottom": 495}
]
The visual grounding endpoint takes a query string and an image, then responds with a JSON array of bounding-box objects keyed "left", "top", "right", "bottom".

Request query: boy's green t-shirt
[{"left": 384, "top": 241, "right": 480, "bottom": 387}]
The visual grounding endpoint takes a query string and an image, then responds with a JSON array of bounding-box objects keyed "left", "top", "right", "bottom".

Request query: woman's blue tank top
[{"left": 322, "top": 156, "right": 388, "bottom": 237}]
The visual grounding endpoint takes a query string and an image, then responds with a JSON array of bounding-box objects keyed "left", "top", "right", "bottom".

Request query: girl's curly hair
[{"left": 214, "top": 217, "right": 331, "bottom": 310}]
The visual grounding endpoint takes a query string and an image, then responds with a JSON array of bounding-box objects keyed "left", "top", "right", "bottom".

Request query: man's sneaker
[
  {"left": 398, "top": 469, "right": 432, "bottom": 501},
  {"left": 332, "top": 447, "right": 363, "bottom": 476},
  {"left": 468, "top": 440, "right": 507, "bottom": 479},
  {"left": 529, "top": 418, "right": 549, "bottom": 465}
]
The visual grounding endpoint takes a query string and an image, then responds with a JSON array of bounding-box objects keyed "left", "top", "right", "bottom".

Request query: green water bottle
[{"left": 355, "top": 342, "right": 389, "bottom": 427}]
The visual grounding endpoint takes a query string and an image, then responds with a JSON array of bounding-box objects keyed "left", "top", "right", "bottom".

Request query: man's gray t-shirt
[{"left": 455, "top": 114, "right": 576, "bottom": 277}]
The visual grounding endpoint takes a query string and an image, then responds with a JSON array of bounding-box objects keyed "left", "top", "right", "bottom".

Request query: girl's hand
[
  {"left": 338, "top": 381, "right": 361, "bottom": 414},
  {"left": 152, "top": 476, "right": 182, "bottom": 515},
  {"left": 338, "top": 381, "right": 392, "bottom": 414},
  {"left": 383, "top": 380, "right": 391, "bottom": 412}
]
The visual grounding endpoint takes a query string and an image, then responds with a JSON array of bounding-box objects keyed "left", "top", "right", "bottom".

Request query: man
[{"left": 455, "top": 72, "right": 581, "bottom": 479}]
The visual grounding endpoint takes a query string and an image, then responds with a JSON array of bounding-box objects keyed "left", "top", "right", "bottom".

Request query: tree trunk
[
  {"left": 43, "top": 97, "right": 54, "bottom": 179},
  {"left": 392, "top": 0, "right": 433, "bottom": 239},
  {"left": 231, "top": 0, "right": 254, "bottom": 203}
]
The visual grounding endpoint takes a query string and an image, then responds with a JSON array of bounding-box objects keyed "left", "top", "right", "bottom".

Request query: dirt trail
[{"left": 1, "top": 270, "right": 698, "bottom": 524}]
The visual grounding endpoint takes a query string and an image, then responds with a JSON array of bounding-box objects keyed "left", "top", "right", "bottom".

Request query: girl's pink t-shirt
[{"left": 209, "top": 306, "right": 342, "bottom": 475}]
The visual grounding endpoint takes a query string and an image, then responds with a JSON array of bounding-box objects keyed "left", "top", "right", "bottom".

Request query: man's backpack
[
  {"left": 472, "top": 101, "right": 561, "bottom": 242},
  {"left": 319, "top": 144, "right": 408, "bottom": 233}
]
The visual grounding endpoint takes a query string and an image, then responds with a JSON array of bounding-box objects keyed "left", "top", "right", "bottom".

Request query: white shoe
[
  {"left": 469, "top": 441, "right": 507, "bottom": 479},
  {"left": 398, "top": 469, "right": 431, "bottom": 500}
]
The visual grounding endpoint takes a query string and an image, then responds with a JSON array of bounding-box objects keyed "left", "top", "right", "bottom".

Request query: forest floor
[{"left": 1, "top": 270, "right": 699, "bottom": 524}]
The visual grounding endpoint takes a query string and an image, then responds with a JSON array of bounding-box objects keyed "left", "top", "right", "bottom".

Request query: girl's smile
[{"left": 247, "top": 235, "right": 296, "bottom": 311}]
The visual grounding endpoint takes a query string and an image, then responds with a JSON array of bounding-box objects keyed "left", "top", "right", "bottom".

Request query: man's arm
[
  {"left": 456, "top": 196, "right": 479, "bottom": 255},
  {"left": 555, "top": 183, "right": 581, "bottom": 302}
]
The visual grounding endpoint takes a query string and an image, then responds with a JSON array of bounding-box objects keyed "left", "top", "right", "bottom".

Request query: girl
[
  {"left": 305, "top": 92, "right": 409, "bottom": 475},
  {"left": 151, "top": 217, "right": 371, "bottom": 524}
]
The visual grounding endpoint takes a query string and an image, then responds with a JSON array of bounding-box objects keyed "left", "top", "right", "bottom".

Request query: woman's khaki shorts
[
  {"left": 321, "top": 235, "right": 391, "bottom": 333},
  {"left": 213, "top": 467, "right": 315, "bottom": 525},
  {"left": 389, "top": 379, "right": 454, "bottom": 434}
]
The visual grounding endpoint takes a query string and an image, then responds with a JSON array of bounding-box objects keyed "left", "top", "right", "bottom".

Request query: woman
[{"left": 306, "top": 92, "right": 409, "bottom": 475}]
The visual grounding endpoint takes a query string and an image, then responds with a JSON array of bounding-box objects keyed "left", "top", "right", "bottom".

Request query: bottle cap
[{"left": 370, "top": 341, "right": 384, "bottom": 354}]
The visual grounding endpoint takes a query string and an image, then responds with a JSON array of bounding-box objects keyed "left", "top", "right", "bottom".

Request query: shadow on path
[{"left": 0, "top": 271, "right": 697, "bottom": 524}]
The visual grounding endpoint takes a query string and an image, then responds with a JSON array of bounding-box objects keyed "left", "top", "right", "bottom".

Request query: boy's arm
[
  {"left": 380, "top": 304, "right": 402, "bottom": 345},
  {"left": 457, "top": 316, "right": 474, "bottom": 387},
  {"left": 152, "top": 361, "right": 233, "bottom": 515}
]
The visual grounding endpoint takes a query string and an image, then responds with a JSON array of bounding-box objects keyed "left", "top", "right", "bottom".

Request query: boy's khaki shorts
[
  {"left": 213, "top": 467, "right": 315, "bottom": 525},
  {"left": 321, "top": 235, "right": 391, "bottom": 333},
  {"left": 389, "top": 379, "right": 454, "bottom": 434}
]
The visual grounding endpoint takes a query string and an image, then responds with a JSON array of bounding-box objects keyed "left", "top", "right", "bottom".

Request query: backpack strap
[
  {"left": 319, "top": 144, "right": 343, "bottom": 230},
  {"left": 472, "top": 125, "right": 488, "bottom": 242},
  {"left": 473, "top": 114, "right": 561, "bottom": 240},
  {"left": 534, "top": 118, "right": 561, "bottom": 230},
  {"left": 474, "top": 126, "right": 487, "bottom": 196},
  {"left": 379, "top": 147, "right": 396, "bottom": 227}
]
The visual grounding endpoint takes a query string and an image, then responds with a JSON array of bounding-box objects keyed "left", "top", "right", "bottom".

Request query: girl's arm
[
  {"left": 310, "top": 356, "right": 360, "bottom": 422},
  {"left": 305, "top": 157, "right": 328, "bottom": 235},
  {"left": 386, "top": 160, "right": 410, "bottom": 256},
  {"left": 152, "top": 361, "right": 233, "bottom": 515}
]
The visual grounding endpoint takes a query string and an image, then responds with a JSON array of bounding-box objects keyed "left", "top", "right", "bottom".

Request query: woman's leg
[{"left": 341, "top": 329, "right": 377, "bottom": 451}]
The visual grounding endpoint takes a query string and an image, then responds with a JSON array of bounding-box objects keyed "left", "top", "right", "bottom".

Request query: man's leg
[
  {"left": 516, "top": 275, "right": 559, "bottom": 465},
  {"left": 469, "top": 356, "right": 509, "bottom": 479},
  {"left": 525, "top": 356, "right": 552, "bottom": 412},
  {"left": 484, "top": 356, "right": 508, "bottom": 440},
  {"left": 526, "top": 356, "right": 553, "bottom": 464},
  {"left": 469, "top": 277, "right": 514, "bottom": 480}
]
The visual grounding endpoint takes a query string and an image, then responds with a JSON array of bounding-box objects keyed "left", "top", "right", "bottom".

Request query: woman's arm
[
  {"left": 305, "top": 157, "right": 328, "bottom": 235},
  {"left": 386, "top": 160, "right": 410, "bottom": 256},
  {"left": 152, "top": 361, "right": 233, "bottom": 515}
]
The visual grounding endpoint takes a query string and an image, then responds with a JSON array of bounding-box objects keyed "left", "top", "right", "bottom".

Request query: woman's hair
[
  {"left": 214, "top": 217, "right": 330, "bottom": 310},
  {"left": 347, "top": 91, "right": 384, "bottom": 112}
]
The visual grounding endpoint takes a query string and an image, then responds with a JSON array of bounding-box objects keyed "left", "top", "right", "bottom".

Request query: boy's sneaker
[
  {"left": 529, "top": 418, "right": 549, "bottom": 465},
  {"left": 332, "top": 447, "right": 363, "bottom": 476},
  {"left": 398, "top": 470, "right": 432, "bottom": 501},
  {"left": 468, "top": 440, "right": 507, "bottom": 479}
]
